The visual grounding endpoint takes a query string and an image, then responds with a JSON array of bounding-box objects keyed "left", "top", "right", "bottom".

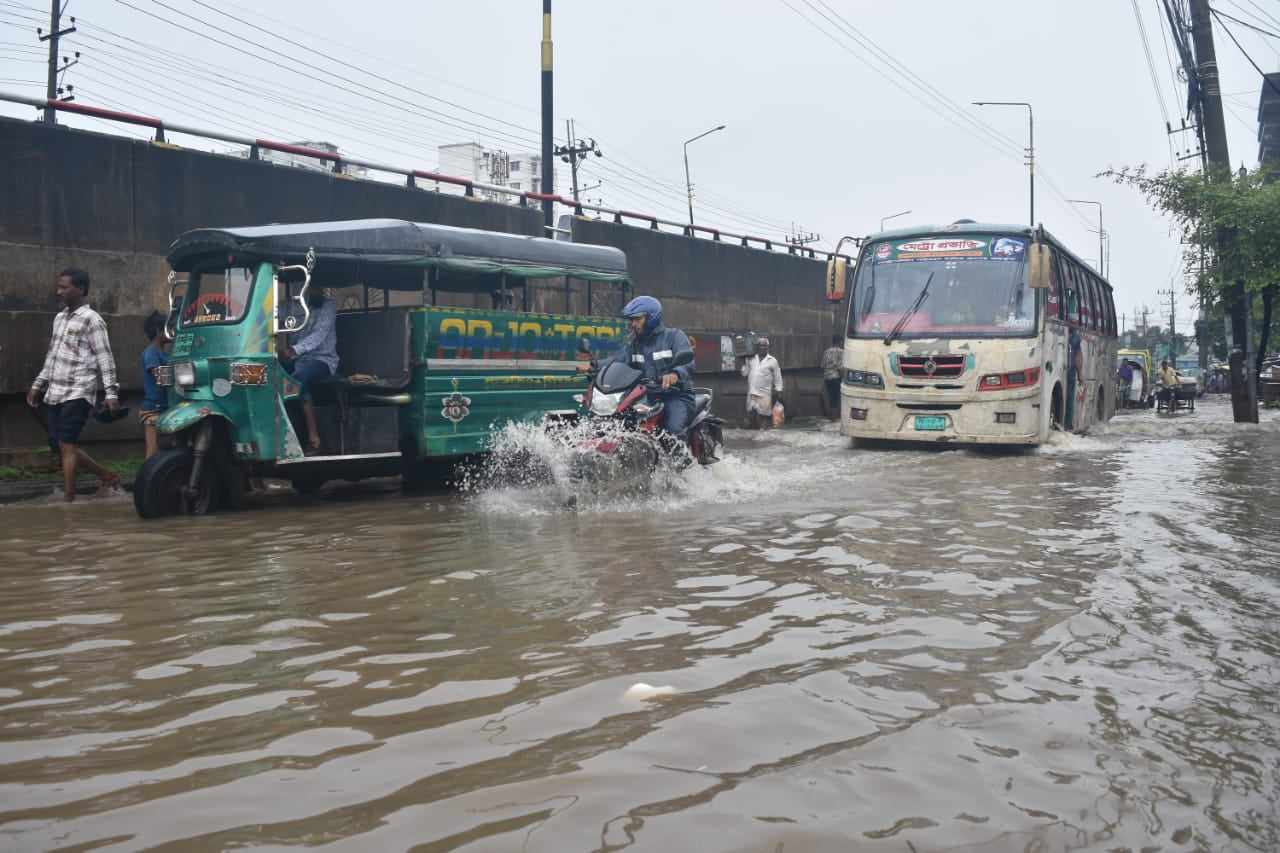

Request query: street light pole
[
  {"left": 683, "top": 124, "right": 726, "bottom": 227},
  {"left": 1068, "top": 199, "right": 1105, "bottom": 277},
  {"left": 879, "top": 209, "right": 911, "bottom": 232},
  {"left": 973, "top": 101, "right": 1034, "bottom": 226}
]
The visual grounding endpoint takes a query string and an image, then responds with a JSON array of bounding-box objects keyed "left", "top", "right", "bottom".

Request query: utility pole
[
  {"left": 38, "top": 1, "right": 76, "bottom": 126},
  {"left": 786, "top": 224, "right": 822, "bottom": 249},
  {"left": 553, "top": 119, "right": 602, "bottom": 205},
  {"left": 539, "top": 0, "right": 554, "bottom": 231},
  {"left": 1188, "top": 0, "right": 1257, "bottom": 421},
  {"left": 1159, "top": 287, "right": 1178, "bottom": 363}
]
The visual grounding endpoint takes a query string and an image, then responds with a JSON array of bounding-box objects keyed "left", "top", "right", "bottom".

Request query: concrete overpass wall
[{"left": 0, "top": 118, "right": 840, "bottom": 452}]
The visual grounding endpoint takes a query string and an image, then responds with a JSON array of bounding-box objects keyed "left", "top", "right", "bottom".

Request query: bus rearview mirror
[
  {"left": 1028, "top": 244, "right": 1050, "bottom": 289},
  {"left": 825, "top": 256, "right": 849, "bottom": 302}
]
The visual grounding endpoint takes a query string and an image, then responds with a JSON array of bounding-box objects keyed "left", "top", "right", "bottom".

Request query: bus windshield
[{"left": 849, "top": 234, "right": 1038, "bottom": 339}]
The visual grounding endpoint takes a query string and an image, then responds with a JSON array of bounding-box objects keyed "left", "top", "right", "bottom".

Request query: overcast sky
[{"left": 3, "top": 0, "right": 1278, "bottom": 328}]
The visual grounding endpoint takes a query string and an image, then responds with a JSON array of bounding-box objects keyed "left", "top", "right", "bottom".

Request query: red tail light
[{"left": 978, "top": 367, "right": 1041, "bottom": 390}]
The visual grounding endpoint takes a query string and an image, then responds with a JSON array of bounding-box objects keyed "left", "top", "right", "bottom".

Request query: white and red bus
[{"left": 832, "top": 222, "right": 1118, "bottom": 445}]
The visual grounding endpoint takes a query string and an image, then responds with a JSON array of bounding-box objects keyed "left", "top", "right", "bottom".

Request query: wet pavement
[{"left": 2, "top": 396, "right": 1279, "bottom": 852}]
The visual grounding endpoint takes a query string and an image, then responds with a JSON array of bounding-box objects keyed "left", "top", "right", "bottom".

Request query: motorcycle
[{"left": 567, "top": 339, "right": 723, "bottom": 490}]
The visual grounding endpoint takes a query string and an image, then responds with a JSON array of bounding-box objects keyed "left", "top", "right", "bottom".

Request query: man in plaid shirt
[{"left": 25, "top": 268, "right": 122, "bottom": 501}]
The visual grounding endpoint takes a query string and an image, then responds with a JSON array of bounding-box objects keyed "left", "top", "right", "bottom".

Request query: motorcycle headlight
[
  {"left": 174, "top": 361, "right": 196, "bottom": 387},
  {"left": 590, "top": 390, "right": 623, "bottom": 415}
]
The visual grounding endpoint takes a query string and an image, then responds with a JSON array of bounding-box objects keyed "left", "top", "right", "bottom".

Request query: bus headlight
[
  {"left": 173, "top": 361, "right": 196, "bottom": 387},
  {"left": 845, "top": 370, "right": 883, "bottom": 387}
]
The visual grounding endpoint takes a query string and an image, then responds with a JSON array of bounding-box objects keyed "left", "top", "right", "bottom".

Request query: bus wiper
[{"left": 883, "top": 272, "right": 934, "bottom": 346}]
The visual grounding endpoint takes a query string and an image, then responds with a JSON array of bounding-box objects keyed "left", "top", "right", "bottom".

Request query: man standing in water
[
  {"left": 26, "top": 268, "right": 122, "bottom": 501},
  {"left": 740, "top": 336, "right": 783, "bottom": 429},
  {"left": 821, "top": 335, "right": 843, "bottom": 419}
]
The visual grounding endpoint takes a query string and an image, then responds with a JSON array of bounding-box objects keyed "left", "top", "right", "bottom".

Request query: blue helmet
[{"left": 621, "top": 295, "right": 662, "bottom": 335}]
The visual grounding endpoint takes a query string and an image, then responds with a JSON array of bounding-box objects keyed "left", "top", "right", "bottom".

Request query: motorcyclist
[{"left": 600, "top": 295, "right": 697, "bottom": 438}]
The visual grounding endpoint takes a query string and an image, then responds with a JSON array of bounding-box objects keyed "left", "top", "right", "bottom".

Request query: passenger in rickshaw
[{"left": 279, "top": 287, "right": 338, "bottom": 452}]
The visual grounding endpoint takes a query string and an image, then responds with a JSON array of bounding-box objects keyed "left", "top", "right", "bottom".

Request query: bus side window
[
  {"left": 1047, "top": 255, "right": 1063, "bottom": 320},
  {"left": 1095, "top": 274, "right": 1105, "bottom": 330},
  {"left": 1065, "top": 264, "right": 1080, "bottom": 326},
  {"left": 1085, "top": 275, "right": 1100, "bottom": 331},
  {"left": 1106, "top": 287, "right": 1117, "bottom": 335}
]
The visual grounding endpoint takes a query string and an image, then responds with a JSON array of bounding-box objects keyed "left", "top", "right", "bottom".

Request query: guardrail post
[
  {"left": 613, "top": 212, "right": 623, "bottom": 224},
  {"left": 649, "top": 218, "right": 659, "bottom": 231},
  {"left": 333, "top": 159, "right": 344, "bottom": 175},
  {"left": 464, "top": 184, "right": 474, "bottom": 198},
  {"left": 406, "top": 174, "right": 416, "bottom": 188},
  {"left": 712, "top": 231, "right": 721, "bottom": 242},
  {"left": 248, "top": 144, "right": 259, "bottom": 161},
  {"left": 154, "top": 125, "right": 165, "bottom": 143}
]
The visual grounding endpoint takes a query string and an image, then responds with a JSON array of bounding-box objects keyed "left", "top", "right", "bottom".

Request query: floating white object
[{"left": 624, "top": 683, "right": 677, "bottom": 701}]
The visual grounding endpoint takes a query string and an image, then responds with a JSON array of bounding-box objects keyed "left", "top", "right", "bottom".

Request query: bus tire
[{"left": 1050, "top": 385, "right": 1064, "bottom": 432}]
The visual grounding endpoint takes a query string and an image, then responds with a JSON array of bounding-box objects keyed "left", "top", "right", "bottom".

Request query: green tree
[{"left": 1103, "top": 164, "right": 1279, "bottom": 416}]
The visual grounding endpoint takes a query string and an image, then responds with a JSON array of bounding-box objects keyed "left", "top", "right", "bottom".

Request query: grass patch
[{"left": 0, "top": 455, "right": 145, "bottom": 482}]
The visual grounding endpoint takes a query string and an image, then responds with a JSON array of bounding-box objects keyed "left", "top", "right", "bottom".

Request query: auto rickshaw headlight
[
  {"left": 174, "top": 361, "right": 196, "bottom": 387},
  {"left": 230, "top": 362, "right": 268, "bottom": 386}
]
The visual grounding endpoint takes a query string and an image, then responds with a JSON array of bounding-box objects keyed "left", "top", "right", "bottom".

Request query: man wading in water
[{"left": 25, "top": 268, "right": 122, "bottom": 501}]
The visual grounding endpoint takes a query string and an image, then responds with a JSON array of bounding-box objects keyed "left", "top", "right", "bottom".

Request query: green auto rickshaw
[{"left": 134, "top": 218, "right": 629, "bottom": 518}]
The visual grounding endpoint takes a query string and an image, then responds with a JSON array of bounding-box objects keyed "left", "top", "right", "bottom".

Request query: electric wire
[
  {"left": 1132, "top": 0, "right": 1179, "bottom": 165},
  {"left": 1212, "top": 5, "right": 1280, "bottom": 38},
  {"left": 1211, "top": 7, "right": 1280, "bottom": 100},
  {"left": 93, "top": 4, "right": 794, "bottom": 238},
  {"left": 778, "top": 0, "right": 1094, "bottom": 234}
]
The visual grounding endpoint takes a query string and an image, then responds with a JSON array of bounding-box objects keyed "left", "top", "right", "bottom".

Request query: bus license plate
[{"left": 914, "top": 415, "right": 947, "bottom": 431}]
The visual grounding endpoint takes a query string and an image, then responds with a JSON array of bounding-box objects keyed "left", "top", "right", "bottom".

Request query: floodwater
[{"left": 2, "top": 398, "right": 1279, "bottom": 852}]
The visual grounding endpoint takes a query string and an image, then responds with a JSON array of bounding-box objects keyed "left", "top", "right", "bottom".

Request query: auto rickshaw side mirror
[{"left": 1027, "top": 243, "right": 1051, "bottom": 289}]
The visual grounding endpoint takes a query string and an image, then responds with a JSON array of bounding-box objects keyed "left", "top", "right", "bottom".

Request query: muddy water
[{"left": 2, "top": 398, "right": 1279, "bottom": 852}]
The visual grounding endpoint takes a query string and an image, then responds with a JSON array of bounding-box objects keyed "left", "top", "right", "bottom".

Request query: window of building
[
  {"left": 510, "top": 182, "right": 521, "bottom": 190},
  {"left": 511, "top": 161, "right": 521, "bottom": 172}
]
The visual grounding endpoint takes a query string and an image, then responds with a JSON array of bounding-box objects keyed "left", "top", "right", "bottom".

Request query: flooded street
[{"left": 2, "top": 397, "right": 1280, "bottom": 852}]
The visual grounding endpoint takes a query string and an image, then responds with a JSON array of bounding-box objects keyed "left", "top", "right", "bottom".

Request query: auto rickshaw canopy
[{"left": 166, "top": 218, "right": 630, "bottom": 290}]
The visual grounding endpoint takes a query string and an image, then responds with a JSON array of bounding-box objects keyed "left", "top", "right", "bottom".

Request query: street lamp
[
  {"left": 683, "top": 124, "right": 726, "bottom": 227},
  {"left": 973, "top": 100, "right": 1034, "bottom": 226},
  {"left": 1068, "top": 199, "right": 1105, "bottom": 277},
  {"left": 880, "top": 209, "right": 911, "bottom": 232}
]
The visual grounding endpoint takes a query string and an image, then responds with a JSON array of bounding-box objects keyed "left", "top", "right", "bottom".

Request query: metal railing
[{"left": 1, "top": 91, "right": 854, "bottom": 261}]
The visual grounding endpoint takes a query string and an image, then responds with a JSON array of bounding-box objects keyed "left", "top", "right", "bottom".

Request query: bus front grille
[{"left": 899, "top": 356, "right": 965, "bottom": 378}]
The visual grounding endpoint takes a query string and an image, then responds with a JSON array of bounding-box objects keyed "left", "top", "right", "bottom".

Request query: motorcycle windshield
[{"left": 597, "top": 360, "right": 643, "bottom": 394}]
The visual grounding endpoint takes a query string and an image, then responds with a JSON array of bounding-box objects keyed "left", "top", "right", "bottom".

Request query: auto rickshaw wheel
[{"left": 134, "top": 448, "right": 214, "bottom": 518}]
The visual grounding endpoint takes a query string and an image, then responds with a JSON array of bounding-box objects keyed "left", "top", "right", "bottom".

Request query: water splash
[{"left": 461, "top": 420, "right": 824, "bottom": 515}]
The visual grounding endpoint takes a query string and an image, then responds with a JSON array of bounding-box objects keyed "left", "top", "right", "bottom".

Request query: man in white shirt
[
  {"left": 26, "top": 268, "right": 122, "bottom": 501},
  {"left": 740, "top": 337, "right": 783, "bottom": 429}
]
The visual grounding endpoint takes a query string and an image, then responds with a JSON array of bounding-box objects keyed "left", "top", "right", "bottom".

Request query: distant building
[
  {"left": 437, "top": 142, "right": 545, "bottom": 202},
  {"left": 1258, "top": 72, "right": 1280, "bottom": 166},
  {"left": 238, "top": 140, "right": 369, "bottom": 180}
]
